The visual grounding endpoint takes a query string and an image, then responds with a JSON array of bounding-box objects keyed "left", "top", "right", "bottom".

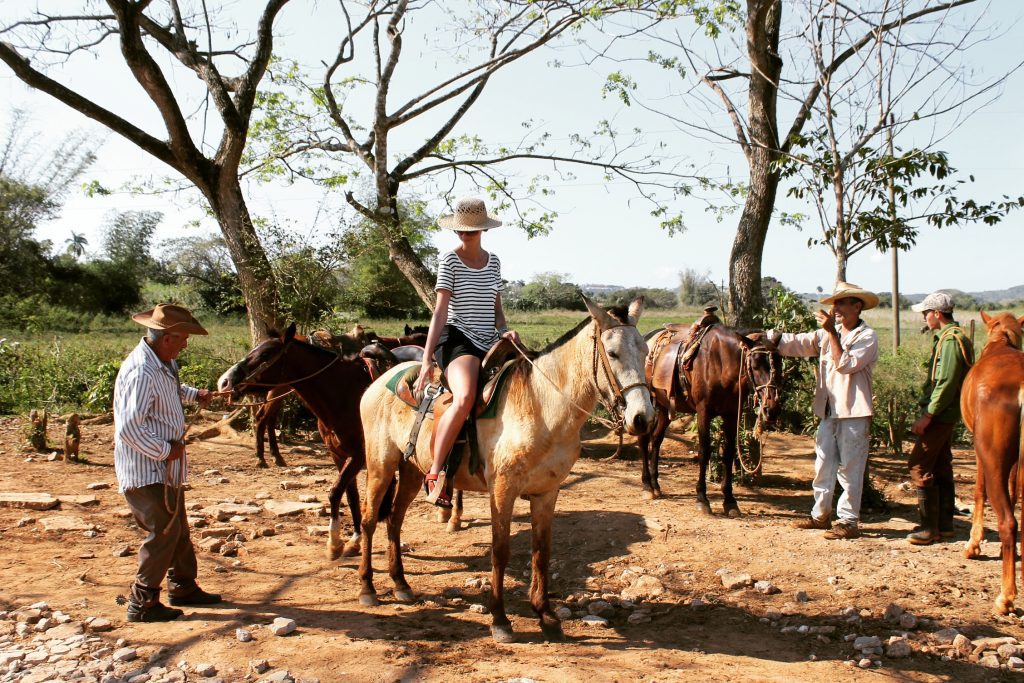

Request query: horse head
[
  {"left": 742, "top": 333, "right": 784, "bottom": 425},
  {"left": 583, "top": 295, "right": 655, "bottom": 436},
  {"left": 217, "top": 323, "right": 298, "bottom": 399},
  {"left": 980, "top": 310, "right": 1024, "bottom": 350}
]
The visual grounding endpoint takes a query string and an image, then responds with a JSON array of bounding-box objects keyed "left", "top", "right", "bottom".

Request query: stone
[
  {"left": 469, "top": 604, "right": 488, "bottom": 615},
  {"left": 198, "top": 527, "right": 238, "bottom": 539},
  {"left": 88, "top": 618, "right": 113, "bottom": 633},
  {"left": 194, "top": 663, "right": 217, "bottom": 677},
  {"left": 854, "top": 636, "right": 882, "bottom": 651},
  {"left": 765, "top": 608, "right": 784, "bottom": 620},
  {"left": 720, "top": 572, "right": 754, "bottom": 590},
  {"left": 754, "top": 581, "right": 780, "bottom": 595},
  {"left": 980, "top": 654, "right": 1001, "bottom": 669},
  {"left": 898, "top": 613, "right": 918, "bottom": 630},
  {"left": 15, "top": 608, "right": 42, "bottom": 623},
  {"left": 112, "top": 544, "right": 133, "bottom": 558},
  {"left": 886, "top": 637, "right": 912, "bottom": 658},
  {"left": 261, "top": 671, "right": 294, "bottom": 683},
  {"left": 298, "top": 495, "right": 318, "bottom": 503},
  {"left": 250, "top": 659, "right": 271, "bottom": 674},
  {"left": 86, "top": 483, "right": 111, "bottom": 491},
  {"left": 627, "top": 611, "right": 652, "bottom": 625},
  {"left": 263, "top": 501, "right": 322, "bottom": 517},
  {"left": 205, "top": 503, "right": 262, "bottom": 517},
  {"left": 858, "top": 658, "right": 873, "bottom": 669},
  {"left": 0, "top": 493, "right": 59, "bottom": 511},
  {"left": 1008, "top": 656, "right": 1024, "bottom": 669},
  {"left": 932, "top": 628, "right": 960, "bottom": 645},
  {"left": 219, "top": 541, "right": 242, "bottom": 557},
  {"left": 269, "top": 617, "right": 296, "bottom": 636},
  {"left": 83, "top": 529, "right": 99, "bottom": 538},
  {"left": 279, "top": 481, "right": 305, "bottom": 491},
  {"left": 997, "top": 643, "right": 1021, "bottom": 659},
  {"left": 306, "top": 526, "right": 329, "bottom": 537},
  {"left": 40, "top": 515, "right": 97, "bottom": 532},
  {"left": 236, "top": 628, "right": 253, "bottom": 643},
  {"left": 587, "top": 600, "right": 614, "bottom": 617},
  {"left": 883, "top": 603, "right": 904, "bottom": 622},
  {"left": 794, "top": 590, "right": 809, "bottom": 603},
  {"left": 58, "top": 495, "right": 100, "bottom": 507},
  {"left": 555, "top": 607, "right": 572, "bottom": 620},
  {"left": 580, "top": 615, "right": 609, "bottom": 627},
  {"left": 113, "top": 647, "right": 138, "bottom": 662},
  {"left": 621, "top": 575, "right": 665, "bottom": 601}
]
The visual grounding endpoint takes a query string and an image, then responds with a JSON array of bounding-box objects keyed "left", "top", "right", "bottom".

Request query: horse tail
[{"left": 377, "top": 475, "right": 397, "bottom": 520}]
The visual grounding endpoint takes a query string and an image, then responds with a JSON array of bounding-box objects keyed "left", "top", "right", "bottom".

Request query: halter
[
  {"left": 734, "top": 343, "right": 781, "bottom": 474},
  {"left": 231, "top": 339, "right": 343, "bottom": 393}
]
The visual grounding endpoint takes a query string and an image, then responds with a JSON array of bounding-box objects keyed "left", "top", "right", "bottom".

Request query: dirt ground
[{"left": 0, "top": 412, "right": 1021, "bottom": 683}]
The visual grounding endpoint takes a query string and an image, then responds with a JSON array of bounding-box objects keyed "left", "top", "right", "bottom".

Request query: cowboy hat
[
  {"left": 131, "top": 303, "right": 209, "bottom": 335},
  {"left": 437, "top": 197, "right": 502, "bottom": 231},
  {"left": 820, "top": 282, "right": 880, "bottom": 310}
]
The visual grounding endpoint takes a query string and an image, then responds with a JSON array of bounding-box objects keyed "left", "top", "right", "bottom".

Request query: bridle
[
  {"left": 735, "top": 342, "right": 781, "bottom": 474},
  {"left": 230, "top": 339, "right": 343, "bottom": 397}
]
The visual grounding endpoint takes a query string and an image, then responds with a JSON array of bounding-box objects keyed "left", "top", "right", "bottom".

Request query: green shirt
[{"left": 920, "top": 321, "right": 974, "bottom": 423}]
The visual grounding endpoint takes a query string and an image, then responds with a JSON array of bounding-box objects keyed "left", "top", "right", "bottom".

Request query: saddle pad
[{"left": 385, "top": 359, "right": 519, "bottom": 419}]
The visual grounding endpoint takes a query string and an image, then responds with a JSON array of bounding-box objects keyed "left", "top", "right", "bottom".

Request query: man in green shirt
[{"left": 907, "top": 292, "right": 974, "bottom": 545}]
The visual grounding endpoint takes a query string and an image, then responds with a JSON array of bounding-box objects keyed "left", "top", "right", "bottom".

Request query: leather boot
[
  {"left": 907, "top": 488, "right": 939, "bottom": 546},
  {"left": 938, "top": 478, "right": 956, "bottom": 538},
  {"left": 126, "top": 584, "right": 184, "bottom": 623}
]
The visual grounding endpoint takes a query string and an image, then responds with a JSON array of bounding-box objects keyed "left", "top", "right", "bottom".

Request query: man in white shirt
[
  {"left": 114, "top": 304, "right": 219, "bottom": 621},
  {"left": 767, "top": 283, "right": 880, "bottom": 540}
]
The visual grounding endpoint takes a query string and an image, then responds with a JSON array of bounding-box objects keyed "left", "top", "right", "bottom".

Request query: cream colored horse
[{"left": 357, "top": 297, "right": 654, "bottom": 642}]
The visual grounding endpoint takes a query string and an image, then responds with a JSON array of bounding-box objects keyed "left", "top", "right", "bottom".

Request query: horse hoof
[
  {"left": 696, "top": 502, "right": 712, "bottom": 516},
  {"left": 541, "top": 622, "right": 565, "bottom": 642},
  {"left": 359, "top": 593, "right": 380, "bottom": 607},
  {"left": 490, "top": 624, "right": 516, "bottom": 644},
  {"left": 447, "top": 520, "right": 463, "bottom": 533},
  {"left": 341, "top": 541, "right": 361, "bottom": 557},
  {"left": 964, "top": 543, "right": 982, "bottom": 560},
  {"left": 328, "top": 545, "right": 342, "bottom": 562},
  {"left": 724, "top": 505, "right": 742, "bottom": 518},
  {"left": 394, "top": 589, "right": 415, "bottom": 603},
  {"left": 257, "top": 461, "right": 269, "bottom": 469},
  {"left": 996, "top": 594, "right": 1014, "bottom": 615}
]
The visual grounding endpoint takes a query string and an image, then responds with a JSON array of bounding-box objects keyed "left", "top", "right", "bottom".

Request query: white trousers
[{"left": 811, "top": 416, "right": 871, "bottom": 525}]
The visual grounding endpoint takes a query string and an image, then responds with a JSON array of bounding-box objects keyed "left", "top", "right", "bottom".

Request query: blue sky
[{"left": 3, "top": 1, "right": 1022, "bottom": 297}]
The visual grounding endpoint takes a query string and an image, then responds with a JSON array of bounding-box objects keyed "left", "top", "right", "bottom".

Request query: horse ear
[
  {"left": 582, "top": 295, "right": 616, "bottom": 330},
  {"left": 627, "top": 296, "right": 645, "bottom": 326},
  {"left": 285, "top": 322, "right": 297, "bottom": 341},
  {"left": 1017, "top": 315, "right": 1024, "bottom": 329},
  {"left": 980, "top": 310, "right": 993, "bottom": 326},
  {"left": 739, "top": 334, "right": 756, "bottom": 348},
  {"left": 404, "top": 324, "right": 413, "bottom": 336}
]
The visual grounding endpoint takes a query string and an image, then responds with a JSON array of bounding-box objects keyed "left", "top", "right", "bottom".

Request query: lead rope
[
  {"left": 735, "top": 348, "right": 767, "bottom": 476},
  {"left": 161, "top": 400, "right": 206, "bottom": 535}
]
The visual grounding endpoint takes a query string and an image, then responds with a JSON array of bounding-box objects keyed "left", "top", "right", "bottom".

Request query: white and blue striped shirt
[
  {"left": 435, "top": 250, "right": 503, "bottom": 350},
  {"left": 113, "top": 339, "right": 199, "bottom": 492}
]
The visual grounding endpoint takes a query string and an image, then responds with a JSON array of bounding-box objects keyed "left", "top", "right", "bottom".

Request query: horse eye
[{"left": 608, "top": 351, "right": 619, "bottom": 360}]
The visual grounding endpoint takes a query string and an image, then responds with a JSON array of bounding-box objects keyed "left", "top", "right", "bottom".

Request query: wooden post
[
  {"left": 887, "top": 117, "right": 900, "bottom": 352},
  {"left": 970, "top": 318, "right": 976, "bottom": 347}
]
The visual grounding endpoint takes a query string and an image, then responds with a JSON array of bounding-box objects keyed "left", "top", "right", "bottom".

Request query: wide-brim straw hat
[
  {"left": 437, "top": 197, "right": 502, "bottom": 231},
  {"left": 820, "top": 282, "right": 880, "bottom": 310},
  {"left": 132, "top": 303, "right": 208, "bottom": 335}
]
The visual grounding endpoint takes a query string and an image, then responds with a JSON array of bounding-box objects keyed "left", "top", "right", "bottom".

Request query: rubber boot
[
  {"left": 126, "top": 584, "right": 184, "bottom": 623},
  {"left": 938, "top": 478, "right": 956, "bottom": 538},
  {"left": 907, "top": 488, "right": 939, "bottom": 546}
]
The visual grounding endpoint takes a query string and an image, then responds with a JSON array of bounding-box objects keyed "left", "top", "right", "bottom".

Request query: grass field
[{"left": 0, "top": 303, "right": 1017, "bottom": 417}]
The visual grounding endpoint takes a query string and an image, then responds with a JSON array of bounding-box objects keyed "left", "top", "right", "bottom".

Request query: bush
[
  {"left": 761, "top": 286, "right": 818, "bottom": 435},
  {"left": 870, "top": 349, "right": 927, "bottom": 456}
]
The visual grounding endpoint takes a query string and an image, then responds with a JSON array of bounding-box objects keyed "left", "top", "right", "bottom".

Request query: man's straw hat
[
  {"left": 437, "top": 197, "right": 502, "bottom": 232},
  {"left": 820, "top": 282, "right": 880, "bottom": 310},
  {"left": 131, "top": 303, "right": 208, "bottom": 336}
]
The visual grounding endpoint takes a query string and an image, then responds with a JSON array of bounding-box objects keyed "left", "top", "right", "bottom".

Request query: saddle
[{"left": 646, "top": 307, "right": 721, "bottom": 415}]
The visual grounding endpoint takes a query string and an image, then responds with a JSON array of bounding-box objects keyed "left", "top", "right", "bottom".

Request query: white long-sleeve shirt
[
  {"left": 113, "top": 339, "right": 199, "bottom": 492},
  {"left": 771, "top": 323, "right": 879, "bottom": 419}
]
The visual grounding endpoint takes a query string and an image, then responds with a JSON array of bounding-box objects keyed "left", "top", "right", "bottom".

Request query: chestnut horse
[
  {"left": 961, "top": 310, "right": 1024, "bottom": 614},
  {"left": 218, "top": 325, "right": 390, "bottom": 559},
  {"left": 638, "top": 324, "right": 783, "bottom": 515},
  {"left": 357, "top": 298, "right": 653, "bottom": 642}
]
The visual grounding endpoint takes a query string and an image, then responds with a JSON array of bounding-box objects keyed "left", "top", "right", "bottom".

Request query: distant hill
[{"left": 801, "top": 284, "right": 1024, "bottom": 305}]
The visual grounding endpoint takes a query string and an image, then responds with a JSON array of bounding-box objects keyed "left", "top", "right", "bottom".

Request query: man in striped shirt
[{"left": 114, "top": 304, "right": 220, "bottom": 622}]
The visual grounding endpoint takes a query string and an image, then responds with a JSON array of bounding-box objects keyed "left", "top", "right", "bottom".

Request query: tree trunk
[
  {"left": 376, "top": 189, "right": 437, "bottom": 310},
  {"left": 206, "top": 177, "right": 282, "bottom": 342},
  {"left": 729, "top": 0, "right": 783, "bottom": 327}
]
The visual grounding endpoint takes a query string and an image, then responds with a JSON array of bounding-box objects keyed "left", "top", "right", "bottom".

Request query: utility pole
[{"left": 887, "top": 116, "right": 900, "bottom": 352}]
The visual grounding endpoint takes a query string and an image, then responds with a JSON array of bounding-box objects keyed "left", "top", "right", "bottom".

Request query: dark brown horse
[
  {"left": 218, "top": 325, "right": 390, "bottom": 559},
  {"left": 961, "top": 311, "right": 1024, "bottom": 614},
  {"left": 639, "top": 323, "right": 783, "bottom": 516}
]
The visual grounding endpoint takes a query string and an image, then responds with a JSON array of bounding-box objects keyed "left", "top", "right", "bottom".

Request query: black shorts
[{"left": 434, "top": 325, "right": 487, "bottom": 371}]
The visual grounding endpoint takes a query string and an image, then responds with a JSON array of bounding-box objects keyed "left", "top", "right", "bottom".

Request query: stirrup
[{"left": 424, "top": 472, "right": 452, "bottom": 508}]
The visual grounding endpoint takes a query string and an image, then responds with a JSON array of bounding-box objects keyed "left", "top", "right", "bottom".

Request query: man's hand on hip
[{"left": 166, "top": 440, "right": 186, "bottom": 462}]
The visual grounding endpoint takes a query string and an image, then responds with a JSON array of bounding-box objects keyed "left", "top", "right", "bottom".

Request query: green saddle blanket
[{"left": 385, "top": 357, "right": 519, "bottom": 420}]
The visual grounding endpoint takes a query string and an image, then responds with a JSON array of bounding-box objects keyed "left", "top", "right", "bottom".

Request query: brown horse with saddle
[
  {"left": 639, "top": 307, "right": 783, "bottom": 515},
  {"left": 961, "top": 310, "right": 1024, "bottom": 614}
]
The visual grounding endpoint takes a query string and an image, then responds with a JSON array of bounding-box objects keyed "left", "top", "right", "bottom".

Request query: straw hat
[
  {"left": 820, "top": 282, "right": 880, "bottom": 310},
  {"left": 131, "top": 303, "right": 209, "bottom": 335},
  {"left": 437, "top": 197, "right": 502, "bottom": 231}
]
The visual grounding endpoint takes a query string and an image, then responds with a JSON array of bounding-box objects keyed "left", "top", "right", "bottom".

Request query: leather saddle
[
  {"left": 646, "top": 307, "right": 721, "bottom": 414},
  {"left": 388, "top": 337, "right": 522, "bottom": 419}
]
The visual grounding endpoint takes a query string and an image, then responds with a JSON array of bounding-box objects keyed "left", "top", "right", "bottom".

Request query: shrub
[{"left": 870, "top": 349, "right": 927, "bottom": 456}]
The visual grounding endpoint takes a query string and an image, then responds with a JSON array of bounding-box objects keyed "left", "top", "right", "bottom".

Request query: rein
[
  {"left": 506, "top": 322, "right": 644, "bottom": 432},
  {"left": 233, "top": 343, "right": 343, "bottom": 391},
  {"left": 734, "top": 345, "right": 779, "bottom": 475}
]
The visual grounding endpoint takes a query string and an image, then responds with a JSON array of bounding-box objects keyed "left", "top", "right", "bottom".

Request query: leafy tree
[
  {"left": 511, "top": 273, "right": 586, "bottom": 312},
  {"left": 678, "top": 268, "right": 720, "bottom": 307},
  {"left": 159, "top": 235, "right": 246, "bottom": 316},
  {"left": 101, "top": 210, "right": 162, "bottom": 279},
  {"left": 1, "top": 3, "right": 291, "bottom": 341},
  {"left": 597, "top": 287, "right": 677, "bottom": 309},
  {"left": 64, "top": 231, "right": 88, "bottom": 259}
]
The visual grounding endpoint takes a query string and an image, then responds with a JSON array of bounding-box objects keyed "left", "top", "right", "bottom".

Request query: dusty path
[{"left": 0, "top": 414, "right": 1021, "bottom": 682}]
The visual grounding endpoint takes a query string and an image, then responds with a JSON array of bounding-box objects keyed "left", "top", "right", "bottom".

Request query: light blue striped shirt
[{"left": 113, "top": 339, "right": 199, "bottom": 492}]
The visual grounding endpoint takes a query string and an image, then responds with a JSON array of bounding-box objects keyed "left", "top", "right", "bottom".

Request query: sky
[{"left": 3, "top": 1, "right": 1023, "bottom": 298}]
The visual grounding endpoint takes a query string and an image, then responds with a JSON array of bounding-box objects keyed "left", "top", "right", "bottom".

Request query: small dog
[
  {"left": 64, "top": 414, "right": 81, "bottom": 463},
  {"left": 28, "top": 409, "right": 48, "bottom": 452}
]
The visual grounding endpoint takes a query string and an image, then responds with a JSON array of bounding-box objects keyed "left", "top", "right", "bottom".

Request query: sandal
[{"left": 424, "top": 473, "right": 452, "bottom": 509}]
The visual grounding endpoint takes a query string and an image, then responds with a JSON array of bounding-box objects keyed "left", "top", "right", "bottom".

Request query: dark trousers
[
  {"left": 123, "top": 483, "right": 198, "bottom": 598},
  {"left": 908, "top": 421, "right": 956, "bottom": 489}
]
